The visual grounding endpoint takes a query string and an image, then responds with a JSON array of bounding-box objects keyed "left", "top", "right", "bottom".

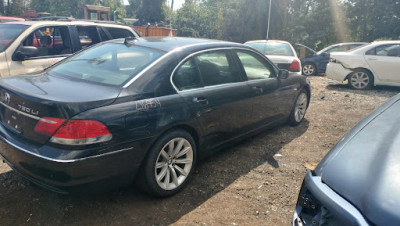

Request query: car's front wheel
[
  {"left": 137, "top": 130, "right": 196, "bottom": 197},
  {"left": 289, "top": 89, "right": 309, "bottom": 126},
  {"left": 302, "top": 63, "right": 316, "bottom": 76},
  {"left": 348, "top": 69, "right": 372, "bottom": 90}
]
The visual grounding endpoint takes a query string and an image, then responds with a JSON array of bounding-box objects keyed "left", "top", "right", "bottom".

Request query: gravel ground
[{"left": 0, "top": 76, "right": 399, "bottom": 226}]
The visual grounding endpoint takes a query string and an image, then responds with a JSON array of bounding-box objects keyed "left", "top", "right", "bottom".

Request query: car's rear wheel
[
  {"left": 302, "top": 63, "right": 316, "bottom": 76},
  {"left": 289, "top": 89, "right": 309, "bottom": 126},
  {"left": 348, "top": 69, "right": 372, "bottom": 90},
  {"left": 137, "top": 130, "right": 196, "bottom": 197}
]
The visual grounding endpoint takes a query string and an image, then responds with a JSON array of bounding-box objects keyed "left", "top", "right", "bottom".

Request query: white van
[{"left": 0, "top": 20, "right": 139, "bottom": 77}]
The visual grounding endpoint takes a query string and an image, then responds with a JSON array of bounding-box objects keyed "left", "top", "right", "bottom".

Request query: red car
[{"left": 0, "top": 16, "right": 25, "bottom": 23}]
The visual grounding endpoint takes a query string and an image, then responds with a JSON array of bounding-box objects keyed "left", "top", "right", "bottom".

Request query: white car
[
  {"left": 245, "top": 40, "right": 301, "bottom": 75},
  {"left": 326, "top": 40, "right": 400, "bottom": 89},
  {"left": 0, "top": 20, "right": 139, "bottom": 77}
]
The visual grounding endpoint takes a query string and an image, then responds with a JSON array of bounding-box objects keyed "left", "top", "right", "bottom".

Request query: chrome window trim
[
  {"left": 0, "top": 101, "right": 40, "bottom": 121},
  {"left": 169, "top": 46, "right": 271, "bottom": 93}
]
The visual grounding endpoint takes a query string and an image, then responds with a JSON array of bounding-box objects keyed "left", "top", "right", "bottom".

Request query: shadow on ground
[
  {"left": 326, "top": 83, "right": 400, "bottom": 97},
  {"left": 0, "top": 120, "right": 309, "bottom": 225}
]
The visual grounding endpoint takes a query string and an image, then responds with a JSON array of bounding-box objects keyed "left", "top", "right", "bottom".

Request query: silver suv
[{"left": 0, "top": 20, "right": 139, "bottom": 77}]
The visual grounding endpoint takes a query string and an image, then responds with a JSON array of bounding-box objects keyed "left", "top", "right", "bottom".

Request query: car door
[
  {"left": 234, "top": 49, "right": 290, "bottom": 128},
  {"left": 8, "top": 26, "right": 73, "bottom": 76},
  {"left": 364, "top": 44, "right": 400, "bottom": 82},
  {"left": 172, "top": 49, "right": 254, "bottom": 149}
]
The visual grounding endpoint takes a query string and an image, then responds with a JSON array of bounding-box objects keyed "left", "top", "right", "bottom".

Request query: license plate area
[{"left": 3, "top": 108, "right": 23, "bottom": 133}]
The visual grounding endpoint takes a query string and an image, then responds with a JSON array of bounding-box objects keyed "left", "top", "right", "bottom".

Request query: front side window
[
  {"left": 366, "top": 44, "right": 400, "bottom": 57},
  {"left": 0, "top": 24, "right": 28, "bottom": 52},
  {"left": 49, "top": 43, "right": 164, "bottom": 86},
  {"left": 22, "top": 26, "right": 72, "bottom": 57},
  {"left": 236, "top": 50, "right": 274, "bottom": 80}
]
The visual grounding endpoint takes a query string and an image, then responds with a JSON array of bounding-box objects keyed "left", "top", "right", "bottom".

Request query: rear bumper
[
  {"left": 293, "top": 170, "right": 370, "bottom": 226},
  {"left": 0, "top": 123, "right": 151, "bottom": 194},
  {"left": 326, "top": 63, "right": 352, "bottom": 82}
]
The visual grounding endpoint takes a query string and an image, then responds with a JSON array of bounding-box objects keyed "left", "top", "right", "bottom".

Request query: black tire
[
  {"left": 136, "top": 129, "right": 196, "bottom": 197},
  {"left": 348, "top": 69, "right": 373, "bottom": 90},
  {"left": 288, "top": 89, "right": 309, "bottom": 126},
  {"left": 302, "top": 63, "right": 316, "bottom": 76}
]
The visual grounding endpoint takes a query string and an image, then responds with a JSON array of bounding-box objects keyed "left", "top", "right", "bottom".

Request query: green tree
[
  {"left": 126, "top": 0, "right": 141, "bottom": 18},
  {"left": 8, "top": 0, "right": 25, "bottom": 17},
  {"left": 345, "top": 0, "right": 400, "bottom": 41},
  {"left": 136, "top": 0, "right": 166, "bottom": 23}
]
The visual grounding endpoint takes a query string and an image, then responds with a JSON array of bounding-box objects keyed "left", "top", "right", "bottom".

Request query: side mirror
[
  {"left": 13, "top": 46, "right": 39, "bottom": 61},
  {"left": 278, "top": 69, "right": 289, "bottom": 79}
]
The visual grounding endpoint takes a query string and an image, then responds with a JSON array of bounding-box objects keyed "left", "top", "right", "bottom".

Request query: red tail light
[
  {"left": 34, "top": 117, "right": 112, "bottom": 145},
  {"left": 288, "top": 59, "right": 300, "bottom": 72}
]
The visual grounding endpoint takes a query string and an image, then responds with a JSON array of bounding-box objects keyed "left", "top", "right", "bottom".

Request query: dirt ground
[{"left": 1, "top": 76, "right": 399, "bottom": 226}]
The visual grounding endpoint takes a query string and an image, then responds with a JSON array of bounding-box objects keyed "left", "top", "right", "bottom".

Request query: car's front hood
[{"left": 315, "top": 94, "right": 400, "bottom": 225}]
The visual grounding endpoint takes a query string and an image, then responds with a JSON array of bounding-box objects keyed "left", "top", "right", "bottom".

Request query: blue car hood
[{"left": 315, "top": 94, "right": 400, "bottom": 226}]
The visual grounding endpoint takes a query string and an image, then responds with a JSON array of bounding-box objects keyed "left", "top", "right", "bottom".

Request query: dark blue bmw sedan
[
  {"left": 293, "top": 95, "right": 400, "bottom": 225},
  {"left": 0, "top": 37, "right": 310, "bottom": 196}
]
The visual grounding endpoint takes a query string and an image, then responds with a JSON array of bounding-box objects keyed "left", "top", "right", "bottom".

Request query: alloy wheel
[
  {"left": 350, "top": 71, "right": 370, "bottom": 89},
  {"left": 294, "top": 92, "right": 308, "bottom": 122},
  {"left": 155, "top": 137, "right": 193, "bottom": 190},
  {"left": 303, "top": 64, "right": 315, "bottom": 76}
]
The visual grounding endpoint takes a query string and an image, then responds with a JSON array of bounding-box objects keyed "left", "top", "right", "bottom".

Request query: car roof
[
  {"left": 4, "top": 20, "right": 131, "bottom": 27},
  {"left": 109, "top": 37, "right": 246, "bottom": 53},
  {"left": 245, "top": 40, "right": 292, "bottom": 44},
  {"left": 370, "top": 40, "right": 400, "bottom": 45},
  {"left": 0, "top": 16, "right": 25, "bottom": 21}
]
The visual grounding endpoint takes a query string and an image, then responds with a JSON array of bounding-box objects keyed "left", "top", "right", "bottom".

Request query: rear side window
[
  {"left": 77, "top": 26, "right": 101, "bottom": 49},
  {"left": 105, "top": 27, "right": 134, "bottom": 39},
  {"left": 173, "top": 58, "right": 202, "bottom": 91},
  {"left": 49, "top": 43, "right": 164, "bottom": 86},
  {"left": 366, "top": 44, "right": 400, "bottom": 57},
  {"left": 98, "top": 27, "right": 110, "bottom": 41},
  {"left": 173, "top": 50, "right": 241, "bottom": 91}
]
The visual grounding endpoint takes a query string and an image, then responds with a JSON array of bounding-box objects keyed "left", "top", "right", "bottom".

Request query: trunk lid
[{"left": 0, "top": 73, "right": 121, "bottom": 144}]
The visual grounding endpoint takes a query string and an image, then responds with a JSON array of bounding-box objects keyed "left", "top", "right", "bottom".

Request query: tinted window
[
  {"left": 77, "top": 26, "right": 101, "bottom": 49},
  {"left": 236, "top": 50, "right": 274, "bottom": 80},
  {"left": 106, "top": 27, "right": 134, "bottom": 39},
  {"left": 0, "top": 24, "right": 28, "bottom": 52},
  {"left": 173, "top": 50, "right": 241, "bottom": 90},
  {"left": 22, "top": 26, "right": 72, "bottom": 56},
  {"left": 173, "top": 58, "right": 202, "bottom": 91},
  {"left": 195, "top": 50, "right": 241, "bottom": 87},
  {"left": 366, "top": 44, "right": 400, "bottom": 57},
  {"left": 50, "top": 43, "right": 164, "bottom": 86},
  {"left": 98, "top": 27, "right": 110, "bottom": 41}
]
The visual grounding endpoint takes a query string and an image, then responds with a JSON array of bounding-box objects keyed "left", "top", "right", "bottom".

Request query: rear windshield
[
  {"left": 49, "top": 42, "right": 164, "bottom": 86},
  {"left": 0, "top": 24, "right": 28, "bottom": 52},
  {"left": 246, "top": 42, "right": 295, "bottom": 56}
]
